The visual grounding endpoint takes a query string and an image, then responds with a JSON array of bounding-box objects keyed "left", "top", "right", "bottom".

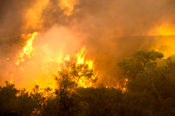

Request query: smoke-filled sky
[
  {"left": 1, "top": 0, "right": 175, "bottom": 90},
  {"left": 1, "top": 0, "right": 175, "bottom": 37}
]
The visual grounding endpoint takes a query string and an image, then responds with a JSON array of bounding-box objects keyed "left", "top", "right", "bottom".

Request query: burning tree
[
  {"left": 56, "top": 46, "right": 98, "bottom": 89},
  {"left": 39, "top": 47, "right": 98, "bottom": 116},
  {"left": 2, "top": 31, "right": 99, "bottom": 115}
]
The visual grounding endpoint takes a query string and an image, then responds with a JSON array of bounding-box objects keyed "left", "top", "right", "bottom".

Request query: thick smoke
[{"left": 0, "top": 0, "right": 175, "bottom": 89}]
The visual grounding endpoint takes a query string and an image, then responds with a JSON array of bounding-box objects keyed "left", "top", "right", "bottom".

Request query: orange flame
[
  {"left": 76, "top": 46, "right": 86, "bottom": 64},
  {"left": 11, "top": 31, "right": 96, "bottom": 96},
  {"left": 15, "top": 32, "right": 38, "bottom": 65},
  {"left": 149, "top": 24, "right": 175, "bottom": 36},
  {"left": 156, "top": 27, "right": 175, "bottom": 35},
  {"left": 10, "top": 74, "right": 13, "bottom": 84},
  {"left": 10, "top": 78, "right": 13, "bottom": 84},
  {"left": 74, "top": 46, "right": 97, "bottom": 88}
]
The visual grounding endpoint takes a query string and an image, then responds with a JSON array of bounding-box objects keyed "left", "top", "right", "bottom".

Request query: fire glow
[
  {"left": 15, "top": 32, "right": 38, "bottom": 65},
  {"left": 2, "top": 0, "right": 175, "bottom": 95},
  {"left": 6, "top": 24, "right": 175, "bottom": 94},
  {"left": 11, "top": 32, "right": 97, "bottom": 93}
]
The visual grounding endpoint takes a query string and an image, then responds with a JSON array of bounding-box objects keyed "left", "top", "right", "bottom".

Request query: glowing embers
[{"left": 15, "top": 32, "right": 38, "bottom": 65}]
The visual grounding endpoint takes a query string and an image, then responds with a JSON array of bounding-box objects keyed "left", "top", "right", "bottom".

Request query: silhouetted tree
[
  {"left": 118, "top": 50, "right": 175, "bottom": 115},
  {"left": 0, "top": 81, "right": 37, "bottom": 116},
  {"left": 41, "top": 57, "right": 98, "bottom": 116},
  {"left": 118, "top": 50, "right": 164, "bottom": 80}
]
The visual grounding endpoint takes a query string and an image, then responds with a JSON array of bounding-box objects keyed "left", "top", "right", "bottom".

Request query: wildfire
[
  {"left": 75, "top": 46, "right": 94, "bottom": 70},
  {"left": 149, "top": 24, "right": 175, "bottom": 36},
  {"left": 35, "top": 80, "right": 56, "bottom": 98},
  {"left": 59, "top": 0, "right": 79, "bottom": 15},
  {"left": 60, "top": 46, "right": 98, "bottom": 88},
  {"left": 76, "top": 46, "right": 87, "bottom": 64},
  {"left": 148, "top": 24, "right": 175, "bottom": 58},
  {"left": 23, "top": 0, "right": 49, "bottom": 30},
  {"left": 15, "top": 32, "right": 38, "bottom": 65},
  {"left": 10, "top": 31, "right": 97, "bottom": 97},
  {"left": 9, "top": 74, "right": 13, "bottom": 84},
  {"left": 32, "top": 46, "right": 98, "bottom": 98},
  {"left": 64, "top": 55, "right": 70, "bottom": 61},
  {"left": 73, "top": 47, "right": 97, "bottom": 88},
  {"left": 156, "top": 26, "right": 175, "bottom": 35},
  {"left": 22, "top": 32, "right": 38, "bottom": 57}
]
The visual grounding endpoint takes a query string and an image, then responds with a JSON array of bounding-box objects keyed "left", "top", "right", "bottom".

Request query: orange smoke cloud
[
  {"left": 149, "top": 23, "right": 175, "bottom": 36},
  {"left": 59, "top": 0, "right": 80, "bottom": 16},
  {"left": 8, "top": 26, "right": 87, "bottom": 91},
  {"left": 1, "top": 0, "right": 175, "bottom": 91},
  {"left": 23, "top": 0, "right": 49, "bottom": 31}
]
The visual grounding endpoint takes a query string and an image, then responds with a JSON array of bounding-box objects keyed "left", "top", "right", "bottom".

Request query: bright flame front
[{"left": 11, "top": 32, "right": 98, "bottom": 97}]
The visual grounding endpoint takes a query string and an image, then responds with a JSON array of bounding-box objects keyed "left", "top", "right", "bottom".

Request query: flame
[
  {"left": 10, "top": 74, "right": 13, "bottom": 84},
  {"left": 10, "top": 78, "right": 13, "bottom": 84},
  {"left": 76, "top": 46, "right": 86, "bottom": 64},
  {"left": 74, "top": 46, "right": 97, "bottom": 88},
  {"left": 64, "top": 55, "right": 70, "bottom": 61},
  {"left": 21, "top": 32, "right": 38, "bottom": 57},
  {"left": 156, "top": 27, "right": 175, "bottom": 35},
  {"left": 149, "top": 24, "right": 175, "bottom": 36},
  {"left": 31, "top": 46, "right": 97, "bottom": 98},
  {"left": 15, "top": 32, "right": 38, "bottom": 65},
  {"left": 35, "top": 79, "right": 56, "bottom": 98},
  {"left": 11, "top": 31, "right": 96, "bottom": 95},
  {"left": 75, "top": 46, "right": 94, "bottom": 70},
  {"left": 148, "top": 24, "right": 175, "bottom": 58}
]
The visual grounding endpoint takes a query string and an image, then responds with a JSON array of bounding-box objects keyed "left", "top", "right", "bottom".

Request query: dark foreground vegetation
[{"left": 1, "top": 50, "right": 175, "bottom": 116}]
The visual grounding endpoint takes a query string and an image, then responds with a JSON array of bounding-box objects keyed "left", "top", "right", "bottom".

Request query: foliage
[
  {"left": 44, "top": 72, "right": 84, "bottom": 116},
  {"left": 40, "top": 56, "right": 98, "bottom": 116},
  {"left": 64, "top": 59, "right": 98, "bottom": 87},
  {"left": 76, "top": 87, "right": 124, "bottom": 116},
  {"left": 2, "top": 50, "right": 175, "bottom": 115},
  {"left": 118, "top": 50, "right": 164, "bottom": 81},
  {"left": 0, "top": 81, "right": 37, "bottom": 116},
  {"left": 118, "top": 50, "right": 175, "bottom": 115}
]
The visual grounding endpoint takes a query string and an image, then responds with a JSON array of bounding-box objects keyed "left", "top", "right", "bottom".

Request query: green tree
[
  {"left": 40, "top": 70, "right": 85, "bottom": 116},
  {"left": 76, "top": 87, "right": 124, "bottom": 116},
  {"left": 118, "top": 50, "right": 164, "bottom": 81},
  {"left": 118, "top": 50, "right": 175, "bottom": 115}
]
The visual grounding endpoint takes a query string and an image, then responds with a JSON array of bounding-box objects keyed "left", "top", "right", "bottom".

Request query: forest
[{"left": 1, "top": 50, "right": 175, "bottom": 116}]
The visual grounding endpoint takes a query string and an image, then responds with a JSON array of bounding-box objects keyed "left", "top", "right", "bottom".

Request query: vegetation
[{"left": 1, "top": 50, "right": 175, "bottom": 116}]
